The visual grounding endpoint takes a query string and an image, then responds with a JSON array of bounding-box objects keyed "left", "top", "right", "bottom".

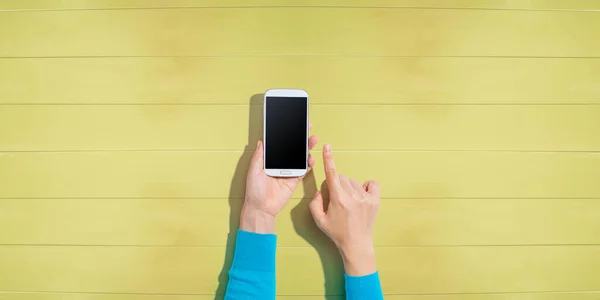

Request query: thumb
[
  {"left": 309, "top": 191, "right": 327, "bottom": 227},
  {"left": 249, "top": 140, "right": 264, "bottom": 172}
]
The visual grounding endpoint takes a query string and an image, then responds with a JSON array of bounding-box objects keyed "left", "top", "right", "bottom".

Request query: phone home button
[{"left": 280, "top": 171, "right": 292, "bottom": 176}]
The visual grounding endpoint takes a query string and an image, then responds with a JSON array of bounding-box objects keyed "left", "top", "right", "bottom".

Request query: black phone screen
[{"left": 265, "top": 96, "right": 308, "bottom": 169}]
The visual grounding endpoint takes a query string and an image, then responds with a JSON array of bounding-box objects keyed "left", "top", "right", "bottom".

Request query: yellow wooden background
[{"left": 1, "top": 0, "right": 600, "bottom": 299}]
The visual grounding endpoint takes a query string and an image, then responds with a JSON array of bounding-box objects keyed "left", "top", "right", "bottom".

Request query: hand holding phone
[{"left": 240, "top": 90, "right": 317, "bottom": 234}]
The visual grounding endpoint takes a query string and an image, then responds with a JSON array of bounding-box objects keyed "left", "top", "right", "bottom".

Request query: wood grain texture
[
  {"left": 1, "top": 8, "right": 599, "bottom": 57},
  {"left": 2, "top": 1, "right": 600, "bottom": 298},
  {"left": 1, "top": 198, "right": 599, "bottom": 246},
  {"left": 0, "top": 245, "right": 599, "bottom": 295},
  {"left": 1, "top": 105, "right": 599, "bottom": 151},
  {"left": 2, "top": 293, "right": 600, "bottom": 300},
  {"left": 2, "top": 57, "right": 599, "bottom": 104},
  {"left": 2, "top": 0, "right": 600, "bottom": 10},
  {"left": 1, "top": 151, "right": 599, "bottom": 199}
]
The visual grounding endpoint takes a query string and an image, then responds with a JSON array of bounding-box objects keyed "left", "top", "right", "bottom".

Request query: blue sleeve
[
  {"left": 345, "top": 272, "right": 384, "bottom": 300},
  {"left": 224, "top": 230, "right": 277, "bottom": 300}
]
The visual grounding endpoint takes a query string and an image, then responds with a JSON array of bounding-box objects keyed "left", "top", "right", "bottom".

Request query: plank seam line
[
  {"left": 1, "top": 289, "right": 599, "bottom": 296},
  {"left": 1, "top": 197, "right": 598, "bottom": 200},
  {"left": 1, "top": 150, "right": 600, "bottom": 154},
  {"left": 1, "top": 244, "right": 600, "bottom": 248},
  {"left": 1, "top": 6, "right": 600, "bottom": 13},
  {"left": 2, "top": 55, "right": 600, "bottom": 59},
  {"left": 2, "top": 103, "right": 600, "bottom": 106}
]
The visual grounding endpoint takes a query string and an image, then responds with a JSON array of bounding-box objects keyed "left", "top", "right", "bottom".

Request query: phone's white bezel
[{"left": 264, "top": 89, "right": 309, "bottom": 177}]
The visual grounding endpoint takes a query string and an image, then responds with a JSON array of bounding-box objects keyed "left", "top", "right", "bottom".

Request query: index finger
[{"left": 323, "top": 144, "right": 342, "bottom": 192}]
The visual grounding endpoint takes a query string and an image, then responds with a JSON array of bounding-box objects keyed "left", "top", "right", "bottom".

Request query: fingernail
[
  {"left": 325, "top": 144, "right": 331, "bottom": 152},
  {"left": 257, "top": 140, "right": 261, "bottom": 148}
]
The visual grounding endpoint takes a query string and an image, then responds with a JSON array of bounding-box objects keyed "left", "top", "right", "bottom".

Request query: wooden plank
[
  {"left": 0, "top": 246, "right": 598, "bottom": 294},
  {"left": 1, "top": 293, "right": 600, "bottom": 300},
  {"left": 2, "top": 0, "right": 600, "bottom": 11},
  {"left": 1, "top": 151, "right": 599, "bottom": 199},
  {"left": 2, "top": 104, "right": 599, "bottom": 151},
  {"left": 1, "top": 9, "right": 599, "bottom": 57},
  {"left": 2, "top": 57, "right": 599, "bottom": 105},
  {"left": 1, "top": 198, "right": 599, "bottom": 246}
]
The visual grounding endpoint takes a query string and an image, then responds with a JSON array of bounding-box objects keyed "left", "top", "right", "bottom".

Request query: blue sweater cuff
[
  {"left": 231, "top": 230, "right": 277, "bottom": 272},
  {"left": 345, "top": 272, "right": 384, "bottom": 300}
]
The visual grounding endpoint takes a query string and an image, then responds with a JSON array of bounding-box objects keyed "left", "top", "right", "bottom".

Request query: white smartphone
[{"left": 263, "top": 89, "right": 309, "bottom": 177}]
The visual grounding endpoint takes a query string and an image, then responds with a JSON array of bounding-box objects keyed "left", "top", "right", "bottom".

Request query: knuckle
[{"left": 326, "top": 167, "right": 337, "bottom": 175}]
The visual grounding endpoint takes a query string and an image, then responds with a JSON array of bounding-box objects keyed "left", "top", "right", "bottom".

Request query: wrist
[
  {"left": 339, "top": 241, "right": 377, "bottom": 276},
  {"left": 239, "top": 205, "right": 276, "bottom": 234}
]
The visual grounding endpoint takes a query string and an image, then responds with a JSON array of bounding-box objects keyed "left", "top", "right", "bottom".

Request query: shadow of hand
[{"left": 290, "top": 172, "right": 345, "bottom": 298}]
